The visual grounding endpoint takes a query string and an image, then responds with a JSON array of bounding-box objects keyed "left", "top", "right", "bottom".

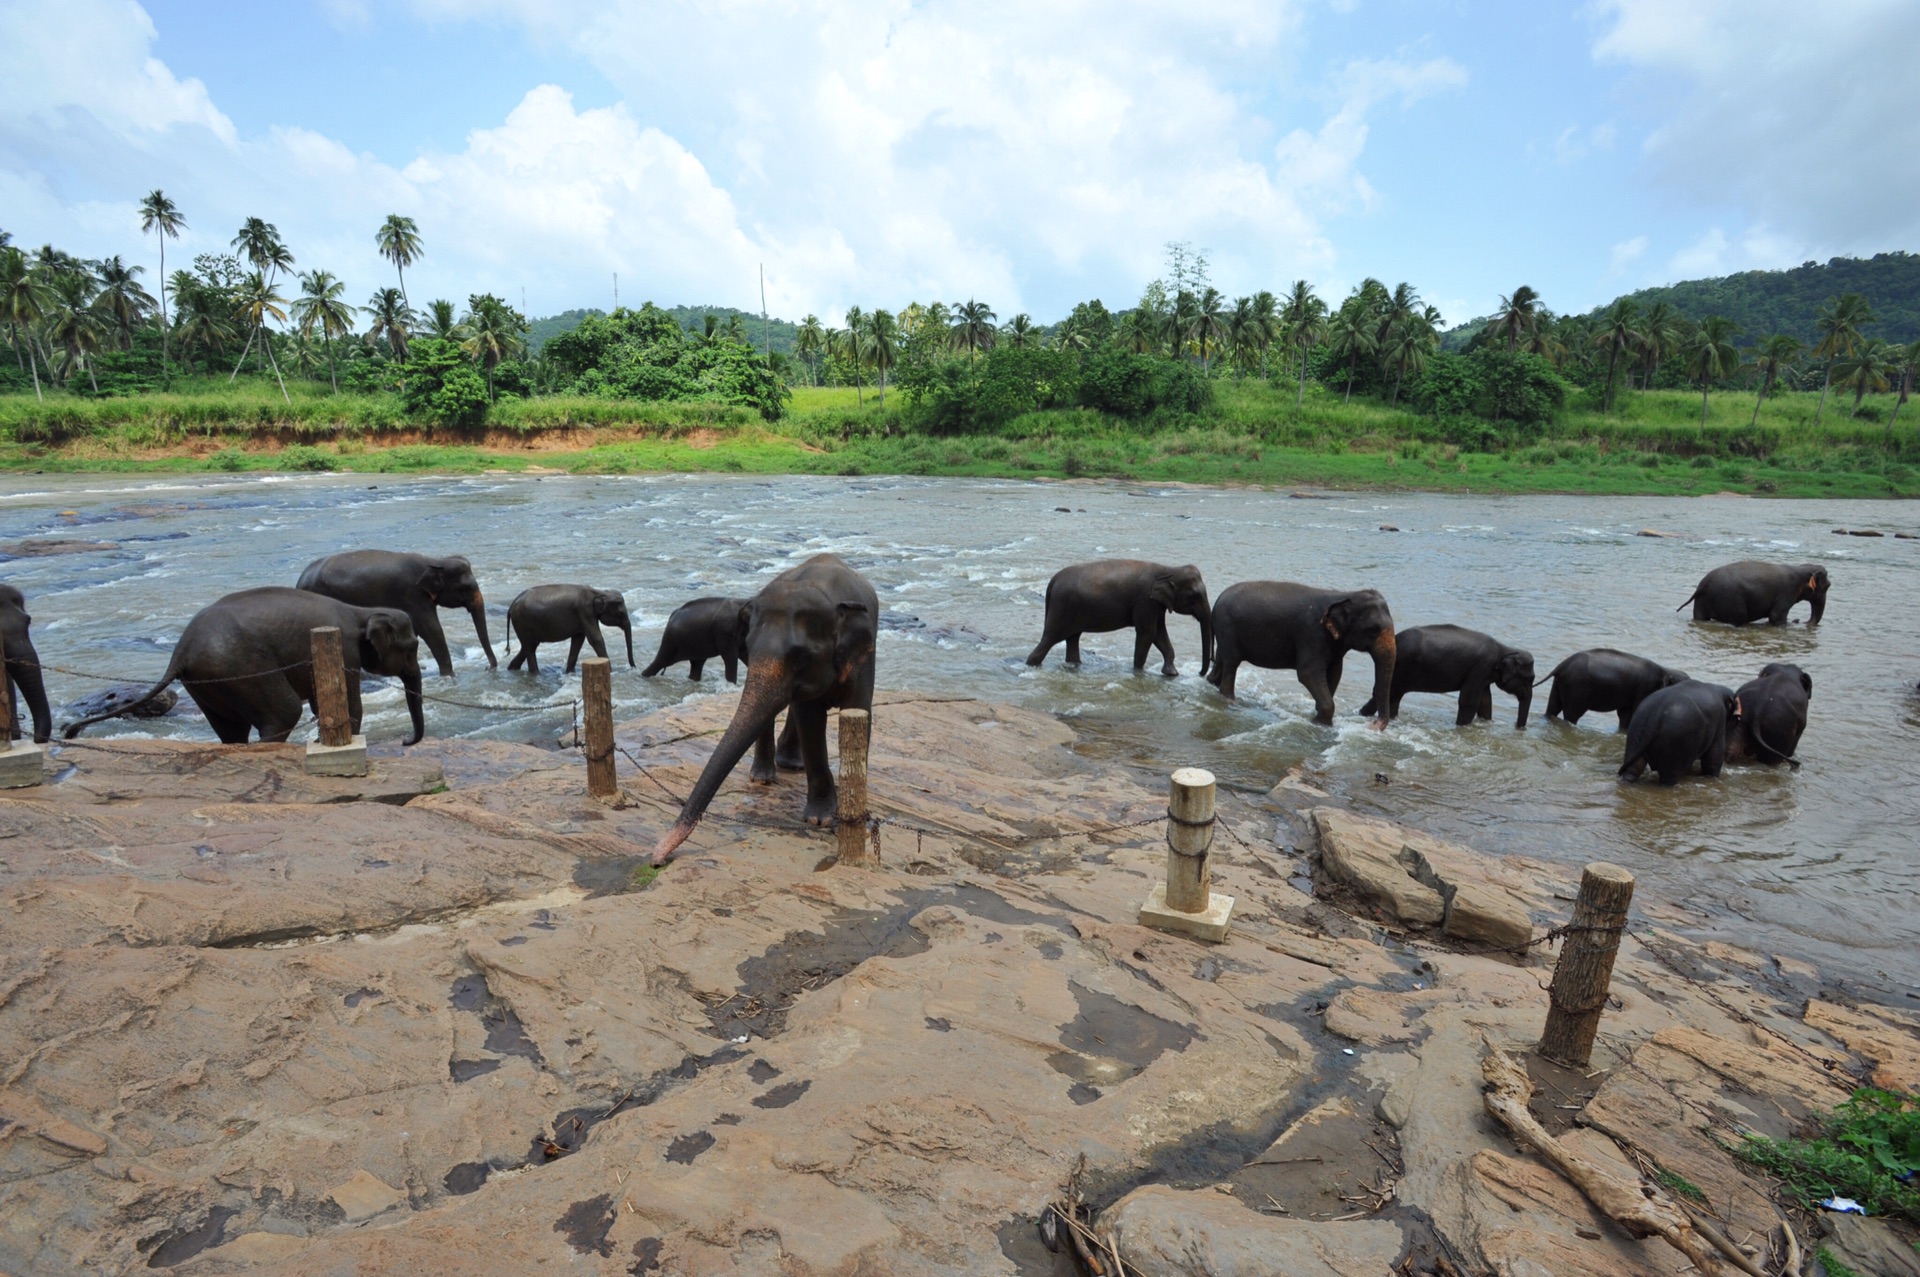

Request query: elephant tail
[
  {"left": 1674, "top": 590, "right": 1698, "bottom": 613},
  {"left": 1747, "top": 717, "right": 1802, "bottom": 772},
  {"left": 1533, "top": 656, "right": 1570, "bottom": 688},
  {"left": 61, "top": 653, "right": 188, "bottom": 739}
]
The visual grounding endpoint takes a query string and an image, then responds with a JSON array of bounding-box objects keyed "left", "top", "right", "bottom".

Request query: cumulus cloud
[{"left": 0, "top": 0, "right": 233, "bottom": 142}]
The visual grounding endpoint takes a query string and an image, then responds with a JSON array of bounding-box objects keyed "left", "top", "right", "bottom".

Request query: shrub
[
  {"left": 280, "top": 445, "right": 337, "bottom": 471},
  {"left": 1475, "top": 350, "right": 1568, "bottom": 430},
  {"left": 1076, "top": 351, "right": 1209, "bottom": 420},
  {"left": 904, "top": 346, "right": 1079, "bottom": 434},
  {"left": 402, "top": 338, "right": 490, "bottom": 431},
  {"left": 1410, "top": 353, "right": 1481, "bottom": 419}
]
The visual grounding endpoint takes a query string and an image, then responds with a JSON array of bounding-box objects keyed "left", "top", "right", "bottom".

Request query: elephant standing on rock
[
  {"left": 1207, "top": 582, "right": 1395, "bottom": 726},
  {"left": 653, "top": 554, "right": 877, "bottom": 863},
  {"left": 1679, "top": 561, "right": 1829, "bottom": 626},
  {"left": 297, "top": 550, "right": 497, "bottom": 677},
  {"left": 0, "top": 584, "right": 52, "bottom": 743},
  {"left": 1539, "top": 649, "right": 1689, "bottom": 730},
  {"left": 1360, "top": 625, "right": 1535, "bottom": 727},
  {"left": 1619, "top": 680, "right": 1738, "bottom": 785},
  {"left": 643, "top": 596, "right": 750, "bottom": 683},
  {"left": 1026, "top": 560, "right": 1211, "bottom": 677},
  {"left": 1728, "top": 663, "right": 1811, "bottom": 768},
  {"left": 63, "top": 587, "right": 425, "bottom": 745},
  {"left": 505, "top": 585, "right": 633, "bottom": 674}
]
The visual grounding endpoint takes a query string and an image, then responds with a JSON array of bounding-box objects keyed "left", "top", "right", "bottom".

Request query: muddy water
[{"left": 3, "top": 473, "right": 1916, "bottom": 986}]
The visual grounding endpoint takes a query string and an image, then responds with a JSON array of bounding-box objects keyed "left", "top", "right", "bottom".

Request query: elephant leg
[
  {"left": 253, "top": 680, "right": 309, "bottom": 743},
  {"left": 585, "top": 625, "right": 609, "bottom": 662},
  {"left": 751, "top": 717, "right": 778, "bottom": 784},
  {"left": 1131, "top": 625, "right": 1154, "bottom": 672},
  {"left": 522, "top": 642, "right": 539, "bottom": 674},
  {"left": 1151, "top": 615, "right": 1177, "bottom": 676},
  {"left": 1619, "top": 754, "right": 1648, "bottom": 782},
  {"left": 564, "top": 635, "right": 585, "bottom": 674},
  {"left": 775, "top": 713, "right": 804, "bottom": 770},
  {"left": 506, "top": 623, "right": 529, "bottom": 671},
  {"left": 1478, "top": 688, "right": 1494, "bottom": 721},
  {"left": 1213, "top": 657, "right": 1240, "bottom": 699},
  {"left": 1544, "top": 682, "right": 1564, "bottom": 721},
  {"left": 1454, "top": 686, "right": 1480, "bottom": 727},
  {"left": 1065, "top": 635, "right": 1081, "bottom": 665},
  {"left": 1616, "top": 709, "right": 1632, "bottom": 731},
  {"left": 689, "top": 658, "right": 706, "bottom": 680},
  {"left": 641, "top": 642, "right": 671, "bottom": 678},
  {"left": 418, "top": 609, "right": 456, "bottom": 678},
  {"left": 1700, "top": 735, "right": 1727, "bottom": 778},
  {"left": 1657, "top": 763, "right": 1684, "bottom": 786},
  {"left": 723, "top": 655, "right": 738, "bottom": 684},
  {"left": 1301, "top": 667, "right": 1338, "bottom": 725},
  {"left": 794, "top": 701, "right": 836, "bottom": 825},
  {"left": 11, "top": 659, "right": 51, "bottom": 744},
  {"left": 1025, "top": 621, "right": 1063, "bottom": 667},
  {"left": 346, "top": 679, "right": 364, "bottom": 735}
]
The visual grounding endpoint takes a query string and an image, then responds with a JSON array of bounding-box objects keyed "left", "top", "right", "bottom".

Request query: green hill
[
  {"left": 1596, "top": 252, "right": 1920, "bottom": 344},
  {"left": 528, "top": 305, "right": 798, "bottom": 355}
]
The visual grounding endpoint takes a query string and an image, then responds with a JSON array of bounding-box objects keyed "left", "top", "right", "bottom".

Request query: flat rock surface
[{"left": 0, "top": 692, "right": 1903, "bottom": 1275}]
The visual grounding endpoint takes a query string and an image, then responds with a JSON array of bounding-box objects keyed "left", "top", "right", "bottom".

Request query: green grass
[
  {"left": 1, "top": 373, "right": 1915, "bottom": 497},
  {"left": 1734, "top": 1087, "right": 1920, "bottom": 1225},
  {"left": 1815, "top": 1246, "right": 1863, "bottom": 1277}
]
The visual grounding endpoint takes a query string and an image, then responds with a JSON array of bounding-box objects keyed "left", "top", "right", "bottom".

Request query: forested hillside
[
  {"left": 529, "top": 305, "right": 797, "bottom": 354},
  {"left": 1595, "top": 253, "right": 1920, "bottom": 345}
]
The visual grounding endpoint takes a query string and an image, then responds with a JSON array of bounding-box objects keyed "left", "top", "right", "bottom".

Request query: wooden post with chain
[
  {"left": 1139, "top": 767, "right": 1234, "bottom": 941},
  {"left": 1538, "top": 862, "right": 1635, "bottom": 1066},
  {"left": 582, "top": 657, "right": 616, "bottom": 799}
]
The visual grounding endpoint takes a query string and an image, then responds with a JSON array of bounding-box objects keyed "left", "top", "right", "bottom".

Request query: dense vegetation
[
  {"left": 1599, "top": 252, "right": 1920, "bottom": 347},
  {"left": 1736, "top": 1087, "right": 1920, "bottom": 1226},
  {"left": 3, "top": 198, "right": 1917, "bottom": 495}
]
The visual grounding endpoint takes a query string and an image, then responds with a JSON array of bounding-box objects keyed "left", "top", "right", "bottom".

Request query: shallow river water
[{"left": 4, "top": 473, "right": 1916, "bottom": 989}]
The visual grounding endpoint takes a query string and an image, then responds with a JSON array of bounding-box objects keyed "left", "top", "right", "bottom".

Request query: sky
[{"left": 4, "top": 0, "right": 1918, "bottom": 327}]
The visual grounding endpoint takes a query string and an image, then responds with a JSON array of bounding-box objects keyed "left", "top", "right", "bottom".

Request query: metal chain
[{"left": 13, "top": 656, "right": 315, "bottom": 685}]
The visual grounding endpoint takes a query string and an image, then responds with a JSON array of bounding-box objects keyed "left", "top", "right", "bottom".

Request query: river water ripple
[{"left": 3, "top": 473, "right": 1915, "bottom": 988}]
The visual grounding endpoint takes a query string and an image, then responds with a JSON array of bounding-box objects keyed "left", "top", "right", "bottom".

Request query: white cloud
[
  {"left": 1609, "top": 235, "right": 1647, "bottom": 274},
  {"left": 0, "top": 0, "right": 233, "bottom": 143},
  {"left": 1664, "top": 224, "right": 1800, "bottom": 281}
]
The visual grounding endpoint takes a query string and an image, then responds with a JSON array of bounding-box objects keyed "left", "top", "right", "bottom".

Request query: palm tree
[
  {"left": 233, "top": 271, "right": 293, "bottom": 402},
  {"left": 45, "top": 273, "right": 107, "bottom": 392},
  {"left": 292, "top": 270, "right": 358, "bottom": 393},
  {"left": 91, "top": 256, "right": 155, "bottom": 351},
  {"left": 1187, "top": 287, "right": 1229, "bottom": 374},
  {"left": 1248, "top": 289, "right": 1278, "bottom": 376},
  {"left": 426, "top": 299, "right": 459, "bottom": 340},
  {"left": 230, "top": 218, "right": 294, "bottom": 380},
  {"left": 1, "top": 247, "right": 53, "bottom": 401},
  {"left": 365, "top": 287, "right": 414, "bottom": 363},
  {"left": 1115, "top": 309, "right": 1156, "bottom": 355},
  {"left": 172, "top": 277, "right": 236, "bottom": 375},
  {"left": 1811, "top": 293, "right": 1877, "bottom": 425},
  {"left": 1003, "top": 313, "right": 1037, "bottom": 349},
  {"left": 460, "top": 293, "right": 527, "bottom": 398},
  {"left": 375, "top": 214, "right": 423, "bottom": 304},
  {"left": 795, "top": 313, "right": 825, "bottom": 386},
  {"left": 1380, "top": 305, "right": 1440, "bottom": 406},
  {"left": 1376, "top": 282, "right": 1418, "bottom": 347},
  {"left": 1279, "top": 280, "right": 1327, "bottom": 408},
  {"left": 950, "top": 299, "right": 996, "bottom": 362},
  {"left": 1324, "top": 302, "right": 1379, "bottom": 404},
  {"left": 1887, "top": 338, "right": 1920, "bottom": 437},
  {"left": 1591, "top": 299, "right": 1643, "bottom": 413},
  {"left": 1685, "top": 316, "right": 1743, "bottom": 425},
  {"left": 138, "top": 190, "right": 185, "bottom": 382},
  {"left": 1483, "top": 285, "right": 1541, "bottom": 353},
  {"left": 1628, "top": 301, "right": 1680, "bottom": 391},
  {"left": 1832, "top": 337, "right": 1894, "bottom": 418},
  {"left": 841, "top": 306, "right": 867, "bottom": 405},
  {"left": 1226, "top": 297, "right": 1259, "bottom": 378},
  {"left": 1748, "top": 333, "right": 1802, "bottom": 427},
  {"left": 863, "top": 308, "right": 899, "bottom": 405}
]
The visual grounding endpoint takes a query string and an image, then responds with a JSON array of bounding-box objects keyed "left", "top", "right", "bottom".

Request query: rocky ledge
[{"left": 1, "top": 694, "right": 1915, "bottom": 1275}]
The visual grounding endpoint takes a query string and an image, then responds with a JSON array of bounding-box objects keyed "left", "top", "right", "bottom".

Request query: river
[{"left": 3, "top": 472, "right": 1915, "bottom": 991}]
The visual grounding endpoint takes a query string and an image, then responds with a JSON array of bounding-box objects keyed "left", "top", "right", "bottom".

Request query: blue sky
[{"left": 4, "top": 0, "right": 1916, "bottom": 326}]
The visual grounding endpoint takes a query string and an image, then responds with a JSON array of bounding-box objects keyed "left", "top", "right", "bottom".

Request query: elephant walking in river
[
  {"left": 298, "top": 550, "right": 498, "bottom": 677},
  {"left": 1360, "top": 625, "right": 1535, "bottom": 727},
  {"left": 1619, "top": 680, "right": 1738, "bottom": 785},
  {"left": 643, "top": 596, "right": 751, "bottom": 683},
  {"left": 1679, "top": 561, "right": 1828, "bottom": 627},
  {"left": 506, "top": 585, "right": 634, "bottom": 674},
  {"left": 1207, "top": 582, "right": 1395, "bottom": 726},
  {"left": 1538, "top": 649, "right": 1688, "bottom": 730},
  {"left": 1026, "top": 560, "right": 1212, "bottom": 677},
  {"left": 1728, "top": 663, "right": 1811, "bottom": 768}
]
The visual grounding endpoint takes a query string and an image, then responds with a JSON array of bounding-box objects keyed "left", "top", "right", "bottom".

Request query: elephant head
[
  {"left": 1797, "top": 566, "right": 1829, "bottom": 625},
  {"left": 418, "top": 556, "right": 498, "bottom": 665},
  {"left": 1494, "top": 648, "right": 1536, "bottom": 728},
  {"left": 1148, "top": 565, "right": 1212, "bottom": 677},
  {"left": 360, "top": 608, "right": 426, "bottom": 746},
  {"left": 1757, "top": 662, "right": 1812, "bottom": 695},
  {"left": 1323, "top": 590, "right": 1396, "bottom": 726},
  {"left": 655, "top": 583, "right": 875, "bottom": 860},
  {"left": 592, "top": 589, "right": 636, "bottom": 667}
]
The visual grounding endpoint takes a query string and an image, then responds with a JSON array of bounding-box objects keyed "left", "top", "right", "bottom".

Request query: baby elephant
[
  {"left": 1359, "top": 624, "right": 1535, "bottom": 727},
  {"left": 1728, "top": 662, "right": 1811, "bottom": 768},
  {"left": 1619, "top": 680, "right": 1739, "bottom": 785},
  {"left": 505, "top": 585, "right": 634, "bottom": 674},
  {"left": 1539, "top": 649, "right": 1689, "bottom": 730},
  {"left": 643, "top": 596, "right": 750, "bottom": 682}
]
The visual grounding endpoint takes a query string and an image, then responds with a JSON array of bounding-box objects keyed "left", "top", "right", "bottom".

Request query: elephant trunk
[
  {"left": 1368, "top": 629, "right": 1396, "bottom": 725},
  {"left": 620, "top": 621, "right": 635, "bottom": 668},
  {"left": 8, "top": 656, "right": 52, "bottom": 744},
  {"left": 654, "top": 660, "right": 788, "bottom": 863},
  {"left": 467, "top": 596, "right": 499, "bottom": 669},
  {"left": 1807, "top": 591, "right": 1825, "bottom": 626},
  {"left": 401, "top": 669, "right": 424, "bottom": 746},
  {"left": 1194, "top": 600, "right": 1213, "bottom": 679},
  {"left": 1514, "top": 689, "right": 1532, "bottom": 730}
]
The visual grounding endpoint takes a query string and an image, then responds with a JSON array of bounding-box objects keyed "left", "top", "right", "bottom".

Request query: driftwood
[{"left": 1480, "top": 1048, "right": 1767, "bottom": 1277}]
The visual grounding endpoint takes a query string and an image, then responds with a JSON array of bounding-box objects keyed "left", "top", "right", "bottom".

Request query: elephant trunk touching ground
[{"left": 655, "top": 658, "right": 789, "bottom": 862}]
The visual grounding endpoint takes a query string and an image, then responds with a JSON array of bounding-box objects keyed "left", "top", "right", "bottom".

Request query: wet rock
[
  {"left": 1821, "top": 1212, "right": 1920, "bottom": 1276},
  {"left": 327, "top": 1169, "right": 405, "bottom": 1222},
  {"left": 1803, "top": 999, "right": 1920, "bottom": 1090},
  {"left": 1636, "top": 528, "right": 1679, "bottom": 538},
  {"left": 1311, "top": 808, "right": 1444, "bottom": 926},
  {"left": 1378, "top": 524, "right": 1400, "bottom": 532},
  {"left": 1103, "top": 1184, "right": 1402, "bottom": 1276},
  {"left": 60, "top": 683, "right": 178, "bottom": 723},
  {"left": 0, "top": 538, "right": 119, "bottom": 557},
  {"left": 1310, "top": 808, "right": 1534, "bottom": 949}
]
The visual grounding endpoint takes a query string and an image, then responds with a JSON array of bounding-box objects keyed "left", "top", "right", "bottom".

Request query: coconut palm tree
[
  {"left": 1684, "top": 316, "right": 1743, "bottom": 425},
  {"left": 1187, "top": 287, "right": 1229, "bottom": 375},
  {"left": 863, "top": 308, "right": 899, "bottom": 405},
  {"left": 1832, "top": 337, "right": 1895, "bottom": 418},
  {"left": 44, "top": 271, "right": 107, "bottom": 392},
  {"left": 795, "top": 313, "right": 825, "bottom": 386},
  {"left": 375, "top": 214, "right": 423, "bottom": 304},
  {"left": 426, "top": 299, "right": 459, "bottom": 341},
  {"left": 1247, "top": 290, "right": 1278, "bottom": 377},
  {"left": 460, "top": 293, "right": 526, "bottom": 398},
  {"left": 1, "top": 247, "right": 53, "bottom": 401},
  {"left": 138, "top": 190, "right": 185, "bottom": 382},
  {"left": 1003, "top": 313, "right": 1037, "bottom": 349},
  {"left": 840, "top": 306, "right": 867, "bottom": 405},
  {"left": 950, "top": 299, "right": 996, "bottom": 362},
  {"left": 1381, "top": 305, "right": 1440, "bottom": 406},
  {"left": 292, "top": 270, "right": 359, "bottom": 393},
  {"left": 1115, "top": 309, "right": 1156, "bottom": 355},
  {"left": 232, "top": 272, "right": 293, "bottom": 403},
  {"left": 1591, "top": 299, "right": 1643, "bottom": 414},
  {"left": 1279, "top": 280, "right": 1327, "bottom": 409},
  {"left": 1748, "top": 333, "right": 1802, "bottom": 427},
  {"left": 1325, "top": 300, "right": 1378, "bottom": 404},
  {"left": 1811, "top": 293, "right": 1877, "bottom": 425},
  {"left": 365, "top": 287, "right": 415, "bottom": 363},
  {"left": 172, "top": 277, "right": 236, "bottom": 375},
  {"left": 91, "top": 256, "right": 155, "bottom": 351},
  {"left": 1887, "top": 338, "right": 1920, "bottom": 438},
  {"left": 229, "top": 218, "right": 294, "bottom": 380},
  {"left": 1629, "top": 301, "right": 1681, "bottom": 391},
  {"left": 1483, "top": 285, "right": 1541, "bottom": 353}
]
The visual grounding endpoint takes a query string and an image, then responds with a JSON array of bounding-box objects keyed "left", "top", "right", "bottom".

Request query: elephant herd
[{"left": 1022, "top": 555, "right": 1826, "bottom": 787}]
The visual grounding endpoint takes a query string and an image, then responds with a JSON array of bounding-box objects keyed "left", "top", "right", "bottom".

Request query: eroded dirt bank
[{"left": 1, "top": 694, "right": 1915, "bottom": 1275}]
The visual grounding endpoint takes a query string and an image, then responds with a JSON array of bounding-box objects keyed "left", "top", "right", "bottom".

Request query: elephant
[
  {"left": 653, "top": 554, "right": 877, "bottom": 863},
  {"left": 61, "top": 684, "right": 178, "bottom": 727},
  {"left": 505, "top": 585, "right": 634, "bottom": 674},
  {"left": 1025, "top": 560, "right": 1212, "bottom": 677},
  {"left": 642, "top": 596, "right": 751, "bottom": 683},
  {"left": 1206, "top": 582, "right": 1396, "bottom": 726},
  {"left": 1727, "top": 662, "right": 1811, "bottom": 768},
  {"left": 297, "top": 550, "right": 497, "bottom": 677},
  {"left": 1678, "top": 561, "right": 1829, "bottom": 626},
  {"left": 63, "top": 587, "right": 425, "bottom": 745},
  {"left": 1538, "top": 649, "right": 1689, "bottom": 730},
  {"left": 0, "top": 584, "right": 52, "bottom": 744},
  {"left": 1359, "top": 624, "right": 1536, "bottom": 727},
  {"left": 1618, "top": 680, "right": 1739, "bottom": 785}
]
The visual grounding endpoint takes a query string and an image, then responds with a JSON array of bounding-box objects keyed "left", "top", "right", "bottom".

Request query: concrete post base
[
  {"left": 306, "top": 735, "right": 369, "bottom": 778},
  {"left": 0, "top": 742, "right": 44, "bottom": 789},
  {"left": 1138, "top": 883, "right": 1235, "bottom": 943}
]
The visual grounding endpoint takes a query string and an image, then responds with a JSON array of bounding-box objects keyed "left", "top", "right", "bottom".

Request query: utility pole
[
  {"left": 613, "top": 272, "right": 619, "bottom": 312},
  {"left": 760, "top": 264, "right": 771, "bottom": 364}
]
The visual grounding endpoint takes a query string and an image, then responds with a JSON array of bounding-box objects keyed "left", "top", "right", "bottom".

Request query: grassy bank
[{"left": 1, "top": 377, "right": 1914, "bottom": 497}]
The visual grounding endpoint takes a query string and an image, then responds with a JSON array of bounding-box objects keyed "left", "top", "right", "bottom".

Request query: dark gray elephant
[
  {"left": 654, "top": 554, "right": 877, "bottom": 863},
  {"left": 1025, "top": 560, "right": 1211, "bottom": 677},
  {"left": 1539, "top": 649, "right": 1689, "bottom": 730},
  {"left": 505, "top": 585, "right": 634, "bottom": 674},
  {"left": 1728, "top": 663, "right": 1811, "bottom": 768},
  {"left": 1206, "top": 582, "right": 1395, "bottom": 726},
  {"left": 297, "top": 550, "right": 497, "bottom": 677},
  {"left": 0, "top": 584, "right": 52, "bottom": 744},
  {"left": 1678, "top": 561, "right": 1829, "bottom": 626},
  {"left": 64, "top": 587, "right": 425, "bottom": 745},
  {"left": 1619, "top": 680, "right": 1738, "bottom": 785},
  {"left": 642, "top": 596, "right": 750, "bottom": 683},
  {"left": 60, "top": 684, "right": 178, "bottom": 727},
  {"left": 1359, "top": 624, "right": 1535, "bottom": 727}
]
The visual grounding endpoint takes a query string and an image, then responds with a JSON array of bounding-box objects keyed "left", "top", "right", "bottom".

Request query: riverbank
[
  {"left": 2, "top": 381, "right": 1914, "bottom": 497},
  {"left": 3, "top": 692, "right": 1914, "bottom": 1275}
]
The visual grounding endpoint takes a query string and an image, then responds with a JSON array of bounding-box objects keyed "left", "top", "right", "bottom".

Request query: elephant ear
[
  {"left": 593, "top": 590, "right": 622, "bottom": 618},
  {"left": 365, "top": 612, "right": 398, "bottom": 668},
  {"left": 1147, "top": 574, "right": 1178, "bottom": 607},
  {"left": 415, "top": 564, "right": 450, "bottom": 603},
  {"left": 1798, "top": 669, "right": 1813, "bottom": 695},
  {"left": 1322, "top": 597, "right": 1352, "bottom": 641},
  {"left": 834, "top": 601, "right": 874, "bottom": 685}
]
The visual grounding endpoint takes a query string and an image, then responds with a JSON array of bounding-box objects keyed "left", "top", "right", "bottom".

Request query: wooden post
[
  {"left": 582, "top": 657, "right": 616, "bottom": 799},
  {"left": 1139, "top": 767, "right": 1235, "bottom": 941},
  {"left": 1539, "top": 862, "right": 1635, "bottom": 1067},
  {"left": 835, "top": 709, "right": 873, "bottom": 865},
  {"left": 310, "top": 627, "right": 352, "bottom": 747}
]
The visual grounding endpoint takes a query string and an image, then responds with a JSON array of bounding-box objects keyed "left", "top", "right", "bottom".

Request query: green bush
[
  {"left": 903, "top": 345, "right": 1079, "bottom": 434},
  {"left": 1475, "top": 350, "right": 1568, "bottom": 430},
  {"left": 402, "top": 339, "right": 490, "bottom": 431},
  {"left": 1077, "top": 350, "right": 1211, "bottom": 419},
  {"left": 1735, "top": 1087, "right": 1920, "bottom": 1225},
  {"left": 1410, "top": 353, "right": 1481, "bottom": 418},
  {"left": 209, "top": 447, "right": 247, "bottom": 471},
  {"left": 280, "top": 445, "right": 337, "bottom": 471}
]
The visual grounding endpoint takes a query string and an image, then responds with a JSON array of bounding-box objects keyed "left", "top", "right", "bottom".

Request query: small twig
[{"left": 1245, "top": 1154, "right": 1325, "bottom": 1168}]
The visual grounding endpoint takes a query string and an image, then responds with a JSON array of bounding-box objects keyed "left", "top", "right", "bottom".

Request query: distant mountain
[{"left": 526, "top": 304, "right": 798, "bottom": 355}]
